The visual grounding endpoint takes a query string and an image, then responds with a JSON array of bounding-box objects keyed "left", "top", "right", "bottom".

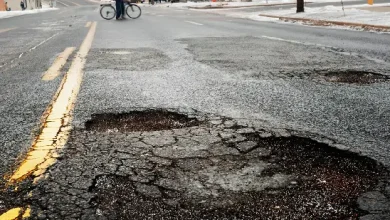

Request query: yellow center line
[
  {"left": 22, "top": 207, "right": 31, "bottom": 219},
  {"left": 42, "top": 47, "right": 76, "bottom": 81},
  {"left": 1, "top": 21, "right": 97, "bottom": 220},
  {"left": 0, "top": 208, "right": 21, "bottom": 220},
  {"left": 85, "top": 22, "right": 91, "bottom": 28},
  {"left": 0, "top": 28, "right": 16, "bottom": 34},
  {"left": 9, "top": 22, "right": 97, "bottom": 184},
  {"left": 0, "top": 206, "right": 30, "bottom": 220}
]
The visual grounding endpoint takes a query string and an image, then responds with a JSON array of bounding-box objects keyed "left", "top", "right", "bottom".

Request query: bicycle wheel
[
  {"left": 126, "top": 4, "right": 141, "bottom": 19},
  {"left": 100, "top": 5, "right": 116, "bottom": 20}
]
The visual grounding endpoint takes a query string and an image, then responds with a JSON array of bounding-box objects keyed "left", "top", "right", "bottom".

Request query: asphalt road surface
[{"left": 0, "top": 1, "right": 390, "bottom": 219}]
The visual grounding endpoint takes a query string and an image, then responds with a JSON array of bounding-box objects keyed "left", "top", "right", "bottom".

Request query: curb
[
  {"left": 188, "top": 2, "right": 306, "bottom": 9},
  {"left": 259, "top": 14, "right": 390, "bottom": 31}
]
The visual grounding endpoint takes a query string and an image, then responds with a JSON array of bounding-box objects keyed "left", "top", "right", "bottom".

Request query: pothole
[
  {"left": 86, "top": 48, "right": 171, "bottom": 71},
  {"left": 85, "top": 109, "right": 201, "bottom": 132},
  {"left": 15, "top": 111, "right": 390, "bottom": 219},
  {"left": 320, "top": 71, "right": 390, "bottom": 84},
  {"left": 87, "top": 123, "right": 389, "bottom": 219}
]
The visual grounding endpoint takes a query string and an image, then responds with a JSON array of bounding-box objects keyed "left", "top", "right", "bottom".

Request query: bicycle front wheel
[
  {"left": 100, "top": 5, "right": 116, "bottom": 20},
  {"left": 126, "top": 4, "right": 141, "bottom": 19}
]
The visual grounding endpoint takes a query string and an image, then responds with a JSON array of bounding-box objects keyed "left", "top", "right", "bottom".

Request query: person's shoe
[
  {"left": 116, "top": 17, "right": 123, "bottom": 20},
  {"left": 121, "top": 16, "right": 127, "bottom": 19}
]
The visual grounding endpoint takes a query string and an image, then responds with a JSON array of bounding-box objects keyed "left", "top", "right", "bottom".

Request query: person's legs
[
  {"left": 121, "top": 1, "right": 125, "bottom": 18},
  {"left": 115, "top": 0, "right": 122, "bottom": 19}
]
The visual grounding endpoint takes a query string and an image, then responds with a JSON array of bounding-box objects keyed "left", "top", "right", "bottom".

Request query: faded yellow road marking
[
  {"left": 0, "top": 28, "right": 16, "bottom": 34},
  {"left": 42, "top": 47, "right": 76, "bottom": 81},
  {"left": 22, "top": 207, "right": 31, "bottom": 219},
  {"left": 0, "top": 207, "right": 30, "bottom": 220},
  {"left": 0, "top": 208, "right": 21, "bottom": 220},
  {"left": 85, "top": 22, "right": 91, "bottom": 28},
  {"left": 9, "top": 22, "right": 97, "bottom": 183}
]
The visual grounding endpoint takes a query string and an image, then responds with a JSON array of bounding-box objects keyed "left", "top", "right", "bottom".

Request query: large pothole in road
[
  {"left": 85, "top": 109, "right": 201, "bottom": 132},
  {"left": 85, "top": 117, "right": 389, "bottom": 219},
  {"left": 319, "top": 71, "right": 390, "bottom": 84},
  {"left": 21, "top": 110, "right": 390, "bottom": 219}
]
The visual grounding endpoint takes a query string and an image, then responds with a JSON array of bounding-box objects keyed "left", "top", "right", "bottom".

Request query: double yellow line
[{"left": 0, "top": 21, "right": 97, "bottom": 220}]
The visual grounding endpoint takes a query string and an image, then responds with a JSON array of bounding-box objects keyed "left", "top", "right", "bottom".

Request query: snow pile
[
  {"left": 205, "top": 9, "right": 280, "bottom": 21},
  {"left": 152, "top": 0, "right": 358, "bottom": 9},
  {"left": 0, "top": 7, "right": 58, "bottom": 19},
  {"left": 261, "top": 4, "right": 390, "bottom": 26}
]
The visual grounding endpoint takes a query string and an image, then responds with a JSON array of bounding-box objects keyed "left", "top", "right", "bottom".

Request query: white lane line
[
  {"left": 16, "top": 34, "right": 57, "bottom": 59},
  {"left": 57, "top": 1, "right": 70, "bottom": 6},
  {"left": 185, "top": 20, "right": 203, "bottom": 26},
  {"left": 261, "top": 35, "right": 388, "bottom": 65},
  {"left": 69, "top": 1, "right": 81, "bottom": 6},
  {"left": 29, "top": 34, "right": 58, "bottom": 52}
]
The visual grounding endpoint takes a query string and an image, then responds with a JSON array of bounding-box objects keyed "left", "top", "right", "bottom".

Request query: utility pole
[{"left": 297, "top": 0, "right": 304, "bottom": 13}]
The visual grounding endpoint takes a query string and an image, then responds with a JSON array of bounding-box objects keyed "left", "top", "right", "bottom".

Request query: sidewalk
[
  {"left": 258, "top": 4, "right": 390, "bottom": 31},
  {"left": 0, "top": 5, "right": 57, "bottom": 19},
  {"left": 151, "top": 0, "right": 357, "bottom": 9}
]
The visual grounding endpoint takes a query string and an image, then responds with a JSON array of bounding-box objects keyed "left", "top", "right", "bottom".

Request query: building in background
[
  {"left": 0, "top": 0, "right": 41, "bottom": 11},
  {"left": 0, "top": 0, "right": 7, "bottom": 10}
]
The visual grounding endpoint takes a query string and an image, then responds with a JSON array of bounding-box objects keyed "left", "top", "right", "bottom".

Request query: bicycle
[{"left": 100, "top": 1, "right": 142, "bottom": 20}]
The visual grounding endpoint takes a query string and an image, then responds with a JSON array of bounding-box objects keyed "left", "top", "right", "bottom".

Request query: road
[{"left": 0, "top": 1, "right": 390, "bottom": 219}]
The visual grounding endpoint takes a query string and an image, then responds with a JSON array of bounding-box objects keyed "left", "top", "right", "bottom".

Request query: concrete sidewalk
[
  {"left": 257, "top": 4, "right": 390, "bottom": 31},
  {"left": 360, "top": 5, "right": 390, "bottom": 12},
  {"left": 188, "top": 2, "right": 299, "bottom": 9},
  {"left": 259, "top": 13, "right": 390, "bottom": 32}
]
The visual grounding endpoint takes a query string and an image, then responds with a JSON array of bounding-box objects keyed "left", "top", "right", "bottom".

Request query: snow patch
[
  {"left": 0, "top": 7, "right": 58, "bottom": 19},
  {"left": 261, "top": 4, "right": 390, "bottom": 26}
]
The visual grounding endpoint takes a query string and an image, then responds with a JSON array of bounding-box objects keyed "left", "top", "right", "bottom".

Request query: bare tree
[{"left": 297, "top": 0, "right": 304, "bottom": 13}]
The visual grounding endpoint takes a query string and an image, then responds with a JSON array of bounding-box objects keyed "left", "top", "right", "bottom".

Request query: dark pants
[
  {"left": 121, "top": 1, "right": 125, "bottom": 16},
  {"left": 116, "top": 0, "right": 124, "bottom": 19}
]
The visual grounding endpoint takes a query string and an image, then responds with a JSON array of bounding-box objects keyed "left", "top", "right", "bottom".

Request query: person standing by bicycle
[{"left": 115, "top": 0, "right": 124, "bottom": 20}]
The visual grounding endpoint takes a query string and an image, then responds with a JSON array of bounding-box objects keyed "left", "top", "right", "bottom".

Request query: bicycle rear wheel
[
  {"left": 100, "top": 5, "right": 116, "bottom": 20},
  {"left": 126, "top": 4, "right": 141, "bottom": 19}
]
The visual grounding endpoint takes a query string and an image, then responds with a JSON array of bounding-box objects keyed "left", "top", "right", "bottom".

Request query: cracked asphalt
[{"left": 1, "top": 1, "right": 390, "bottom": 219}]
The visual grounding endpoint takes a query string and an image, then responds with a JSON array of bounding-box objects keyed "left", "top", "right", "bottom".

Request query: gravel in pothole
[
  {"left": 85, "top": 109, "right": 201, "bottom": 132},
  {"left": 84, "top": 115, "right": 389, "bottom": 219},
  {"left": 319, "top": 71, "right": 390, "bottom": 84}
]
